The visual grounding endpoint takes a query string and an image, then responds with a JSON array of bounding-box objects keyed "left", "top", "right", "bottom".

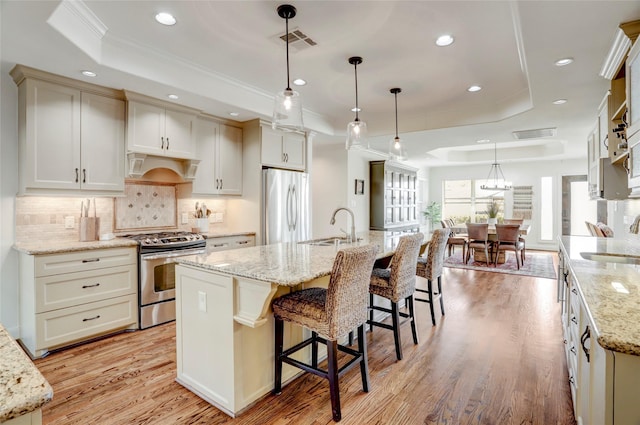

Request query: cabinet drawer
[
  {"left": 35, "top": 294, "right": 137, "bottom": 352},
  {"left": 35, "top": 247, "right": 136, "bottom": 277},
  {"left": 35, "top": 264, "right": 137, "bottom": 313},
  {"left": 207, "top": 235, "right": 255, "bottom": 253}
]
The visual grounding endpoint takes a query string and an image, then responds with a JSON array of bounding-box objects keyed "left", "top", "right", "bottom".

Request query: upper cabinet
[
  {"left": 125, "top": 92, "right": 198, "bottom": 160},
  {"left": 10, "top": 65, "right": 125, "bottom": 195},
  {"left": 260, "top": 124, "right": 306, "bottom": 171},
  {"left": 192, "top": 116, "right": 243, "bottom": 196}
]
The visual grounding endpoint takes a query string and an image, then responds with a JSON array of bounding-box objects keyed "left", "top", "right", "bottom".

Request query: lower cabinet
[
  {"left": 206, "top": 234, "right": 255, "bottom": 254},
  {"left": 19, "top": 247, "right": 138, "bottom": 358},
  {"left": 561, "top": 251, "right": 640, "bottom": 424}
]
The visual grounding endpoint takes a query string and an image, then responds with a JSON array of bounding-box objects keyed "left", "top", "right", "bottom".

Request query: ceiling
[{"left": 3, "top": 1, "right": 640, "bottom": 169}]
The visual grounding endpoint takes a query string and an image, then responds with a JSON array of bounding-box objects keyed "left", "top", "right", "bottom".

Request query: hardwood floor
[{"left": 35, "top": 263, "right": 576, "bottom": 424}]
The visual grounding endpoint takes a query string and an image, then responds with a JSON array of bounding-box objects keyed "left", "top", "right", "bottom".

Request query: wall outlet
[
  {"left": 64, "top": 216, "right": 75, "bottom": 229},
  {"left": 181, "top": 212, "right": 188, "bottom": 225},
  {"left": 198, "top": 291, "right": 207, "bottom": 312}
]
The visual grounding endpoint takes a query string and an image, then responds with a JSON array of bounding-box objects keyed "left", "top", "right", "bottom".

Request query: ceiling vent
[
  {"left": 512, "top": 127, "right": 557, "bottom": 140},
  {"left": 279, "top": 28, "right": 317, "bottom": 52}
]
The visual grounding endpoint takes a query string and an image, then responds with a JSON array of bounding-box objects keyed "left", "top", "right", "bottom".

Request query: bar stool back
[
  {"left": 368, "top": 232, "right": 424, "bottom": 361},
  {"left": 415, "top": 228, "right": 451, "bottom": 325},
  {"left": 272, "top": 244, "right": 378, "bottom": 422}
]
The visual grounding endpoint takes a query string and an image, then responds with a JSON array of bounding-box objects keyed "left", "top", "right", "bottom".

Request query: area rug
[{"left": 443, "top": 250, "right": 557, "bottom": 280}]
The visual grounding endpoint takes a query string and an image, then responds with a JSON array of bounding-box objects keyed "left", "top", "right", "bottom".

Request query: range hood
[{"left": 127, "top": 152, "right": 200, "bottom": 181}]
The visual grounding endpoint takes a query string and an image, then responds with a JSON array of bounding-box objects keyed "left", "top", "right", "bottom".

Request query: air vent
[
  {"left": 279, "top": 27, "right": 317, "bottom": 51},
  {"left": 512, "top": 127, "right": 557, "bottom": 140}
]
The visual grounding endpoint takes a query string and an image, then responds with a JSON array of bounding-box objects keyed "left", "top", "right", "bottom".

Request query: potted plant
[
  {"left": 484, "top": 201, "right": 500, "bottom": 225},
  {"left": 422, "top": 201, "right": 442, "bottom": 231}
]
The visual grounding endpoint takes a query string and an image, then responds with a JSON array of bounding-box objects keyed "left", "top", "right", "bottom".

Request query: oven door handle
[{"left": 140, "top": 248, "right": 206, "bottom": 261}]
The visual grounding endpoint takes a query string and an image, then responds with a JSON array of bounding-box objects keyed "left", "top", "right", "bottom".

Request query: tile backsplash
[{"left": 15, "top": 183, "right": 229, "bottom": 243}]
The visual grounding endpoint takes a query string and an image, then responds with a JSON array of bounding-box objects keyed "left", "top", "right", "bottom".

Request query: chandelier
[{"left": 480, "top": 142, "right": 512, "bottom": 191}]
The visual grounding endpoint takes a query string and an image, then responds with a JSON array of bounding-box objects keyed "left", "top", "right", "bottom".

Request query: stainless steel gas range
[{"left": 121, "top": 231, "right": 206, "bottom": 329}]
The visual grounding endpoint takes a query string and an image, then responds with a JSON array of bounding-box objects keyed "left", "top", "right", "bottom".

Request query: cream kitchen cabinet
[
  {"left": 19, "top": 247, "right": 138, "bottom": 358},
  {"left": 10, "top": 65, "right": 125, "bottom": 195},
  {"left": 260, "top": 124, "right": 306, "bottom": 171},
  {"left": 192, "top": 116, "right": 243, "bottom": 195},
  {"left": 126, "top": 93, "right": 198, "bottom": 159},
  {"left": 206, "top": 234, "right": 255, "bottom": 253}
]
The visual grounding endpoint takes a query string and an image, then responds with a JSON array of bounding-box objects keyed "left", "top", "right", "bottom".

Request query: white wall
[
  {"left": 311, "top": 144, "right": 348, "bottom": 238},
  {"left": 427, "top": 158, "right": 587, "bottom": 250}
]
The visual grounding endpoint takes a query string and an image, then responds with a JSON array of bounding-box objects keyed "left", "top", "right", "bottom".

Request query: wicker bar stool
[
  {"left": 273, "top": 244, "right": 378, "bottom": 422},
  {"left": 415, "top": 228, "right": 451, "bottom": 326},
  {"left": 368, "top": 232, "right": 424, "bottom": 361}
]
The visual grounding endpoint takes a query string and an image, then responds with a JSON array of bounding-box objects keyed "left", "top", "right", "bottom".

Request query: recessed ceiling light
[
  {"left": 553, "top": 99, "right": 567, "bottom": 105},
  {"left": 467, "top": 85, "right": 482, "bottom": 92},
  {"left": 435, "top": 34, "right": 454, "bottom": 47},
  {"left": 293, "top": 78, "right": 306, "bottom": 86},
  {"left": 229, "top": 112, "right": 240, "bottom": 117},
  {"left": 476, "top": 139, "right": 491, "bottom": 144},
  {"left": 351, "top": 107, "right": 361, "bottom": 112},
  {"left": 555, "top": 57, "right": 574, "bottom": 66},
  {"left": 167, "top": 94, "right": 179, "bottom": 100},
  {"left": 81, "top": 70, "right": 96, "bottom": 77},
  {"left": 155, "top": 12, "right": 176, "bottom": 26}
]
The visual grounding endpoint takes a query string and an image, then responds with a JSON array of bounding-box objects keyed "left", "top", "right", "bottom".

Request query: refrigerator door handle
[
  {"left": 292, "top": 184, "right": 298, "bottom": 230},
  {"left": 286, "top": 184, "right": 292, "bottom": 231}
]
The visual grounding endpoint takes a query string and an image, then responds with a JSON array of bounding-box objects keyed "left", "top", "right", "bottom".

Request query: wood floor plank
[{"left": 35, "top": 257, "right": 576, "bottom": 424}]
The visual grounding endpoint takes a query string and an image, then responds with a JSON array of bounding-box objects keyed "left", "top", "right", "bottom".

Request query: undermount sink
[
  {"left": 300, "top": 237, "right": 361, "bottom": 246},
  {"left": 580, "top": 252, "right": 640, "bottom": 265}
]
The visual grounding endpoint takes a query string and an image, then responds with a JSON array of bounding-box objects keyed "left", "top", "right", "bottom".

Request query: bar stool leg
[
  {"left": 407, "top": 295, "right": 418, "bottom": 344},
  {"left": 273, "top": 317, "right": 284, "bottom": 395},
  {"left": 438, "top": 276, "right": 445, "bottom": 316},
  {"left": 391, "top": 302, "right": 403, "bottom": 360},
  {"left": 428, "top": 279, "right": 436, "bottom": 326},
  {"left": 311, "top": 331, "right": 318, "bottom": 369},
  {"left": 369, "top": 293, "right": 374, "bottom": 332},
  {"left": 357, "top": 324, "right": 370, "bottom": 392},
  {"left": 327, "top": 339, "right": 341, "bottom": 422}
]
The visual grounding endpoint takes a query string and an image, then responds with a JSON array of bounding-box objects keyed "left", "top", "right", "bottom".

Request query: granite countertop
[
  {"left": 13, "top": 237, "right": 139, "bottom": 255},
  {"left": 560, "top": 235, "right": 640, "bottom": 356},
  {"left": 176, "top": 230, "right": 422, "bottom": 286},
  {"left": 0, "top": 324, "right": 53, "bottom": 422},
  {"left": 201, "top": 231, "right": 256, "bottom": 239}
]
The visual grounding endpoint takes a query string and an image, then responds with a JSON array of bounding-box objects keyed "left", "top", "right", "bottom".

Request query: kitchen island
[
  {"left": 559, "top": 236, "right": 640, "bottom": 424},
  {"left": 173, "top": 230, "right": 418, "bottom": 417},
  {"left": 0, "top": 323, "right": 52, "bottom": 424}
]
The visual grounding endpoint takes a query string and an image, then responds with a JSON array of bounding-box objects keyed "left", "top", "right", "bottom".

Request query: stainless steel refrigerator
[{"left": 262, "top": 168, "right": 310, "bottom": 244}]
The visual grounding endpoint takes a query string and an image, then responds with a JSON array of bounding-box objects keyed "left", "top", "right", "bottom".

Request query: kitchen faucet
[{"left": 330, "top": 207, "right": 356, "bottom": 243}]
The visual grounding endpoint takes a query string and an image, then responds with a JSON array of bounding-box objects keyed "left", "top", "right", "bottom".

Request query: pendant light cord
[
  {"left": 394, "top": 91, "right": 399, "bottom": 138},
  {"left": 354, "top": 62, "right": 360, "bottom": 121},
  {"left": 285, "top": 15, "right": 291, "bottom": 91}
]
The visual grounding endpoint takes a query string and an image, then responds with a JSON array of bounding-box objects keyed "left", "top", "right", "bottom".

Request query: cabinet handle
[
  {"left": 82, "top": 315, "right": 100, "bottom": 322},
  {"left": 569, "top": 376, "right": 575, "bottom": 385},
  {"left": 219, "top": 179, "right": 223, "bottom": 189},
  {"left": 571, "top": 316, "right": 578, "bottom": 325},
  {"left": 238, "top": 240, "right": 249, "bottom": 245},
  {"left": 166, "top": 138, "right": 169, "bottom": 150},
  {"left": 215, "top": 179, "right": 220, "bottom": 190},
  {"left": 75, "top": 168, "right": 79, "bottom": 183},
  {"left": 82, "top": 283, "right": 100, "bottom": 289},
  {"left": 212, "top": 243, "right": 226, "bottom": 248},
  {"left": 82, "top": 169, "right": 86, "bottom": 183},
  {"left": 285, "top": 153, "right": 289, "bottom": 162},
  {"left": 282, "top": 153, "right": 286, "bottom": 162},
  {"left": 161, "top": 137, "right": 165, "bottom": 149},
  {"left": 563, "top": 338, "right": 567, "bottom": 345},
  {"left": 82, "top": 258, "right": 100, "bottom": 263},
  {"left": 580, "top": 325, "right": 591, "bottom": 363},
  {"left": 571, "top": 288, "right": 577, "bottom": 295},
  {"left": 570, "top": 346, "right": 577, "bottom": 355}
]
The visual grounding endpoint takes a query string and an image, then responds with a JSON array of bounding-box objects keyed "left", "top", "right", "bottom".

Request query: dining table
[{"left": 448, "top": 223, "right": 530, "bottom": 263}]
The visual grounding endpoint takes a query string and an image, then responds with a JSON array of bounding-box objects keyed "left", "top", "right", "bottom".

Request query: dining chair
[
  {"left": 415, "top": 228, "right": 451, "bottom": 326},
  {"left": 494, "top": 224, "right": 525, "bottom": 269},
  {"left": 368, "top": 232, "right": 424, "bottom": 361},
  {"left": 465, "top": 223, "right": 491, "bottom": 266},
  {"left": 441, "top": 219, "right": 467, "bottom": 259},
  {"left": 503, "top": 218, "right": 526, "bottom": 260},
  {"left": 596, "top": 222, "right": 614, "bottom": 237},
  {"left": 272, "top": 244, "right": 378, "bottom": 422}
]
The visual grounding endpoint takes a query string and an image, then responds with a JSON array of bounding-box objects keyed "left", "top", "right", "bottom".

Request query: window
[
  {"left": 540, "top": 176, "right": 553, "bottom": 240},
  {"left": 443, "top": 179, "right": 505, "bottom": 223}
]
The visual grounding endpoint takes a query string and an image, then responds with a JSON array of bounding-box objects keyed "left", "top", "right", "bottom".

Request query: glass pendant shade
[
  {"left": 388, "top": 88, "right": 407, "bottom": 161},
  {"left": 389, "top": 136, "right": 407, "bottom": 161},
  {"left": 273, "top": 87, "right": 303, "bottom": 132},
  {"left": 272, "top": 4, "right": 304, "bottom": 132},
  {"left": 346, "top": 56, "right": 368, "bottom": 149}
]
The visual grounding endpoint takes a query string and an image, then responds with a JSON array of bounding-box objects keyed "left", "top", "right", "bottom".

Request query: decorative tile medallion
[{"left": 115, "top": 183, "right": 176, "bottom": 230}]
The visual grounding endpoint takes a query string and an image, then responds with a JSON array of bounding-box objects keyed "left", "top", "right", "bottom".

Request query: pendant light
[
  {"left": 480, "top": 142, "right": 512, "bottom": 191},
  {"left": 388, "top": 88, "right": 407, "bottom": 161},
  {"left": 272, "top": 4, "right": 304, "bottom": 132},
  {"left": 346, "top": 56, "right": 368, "bottom": 149}
]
